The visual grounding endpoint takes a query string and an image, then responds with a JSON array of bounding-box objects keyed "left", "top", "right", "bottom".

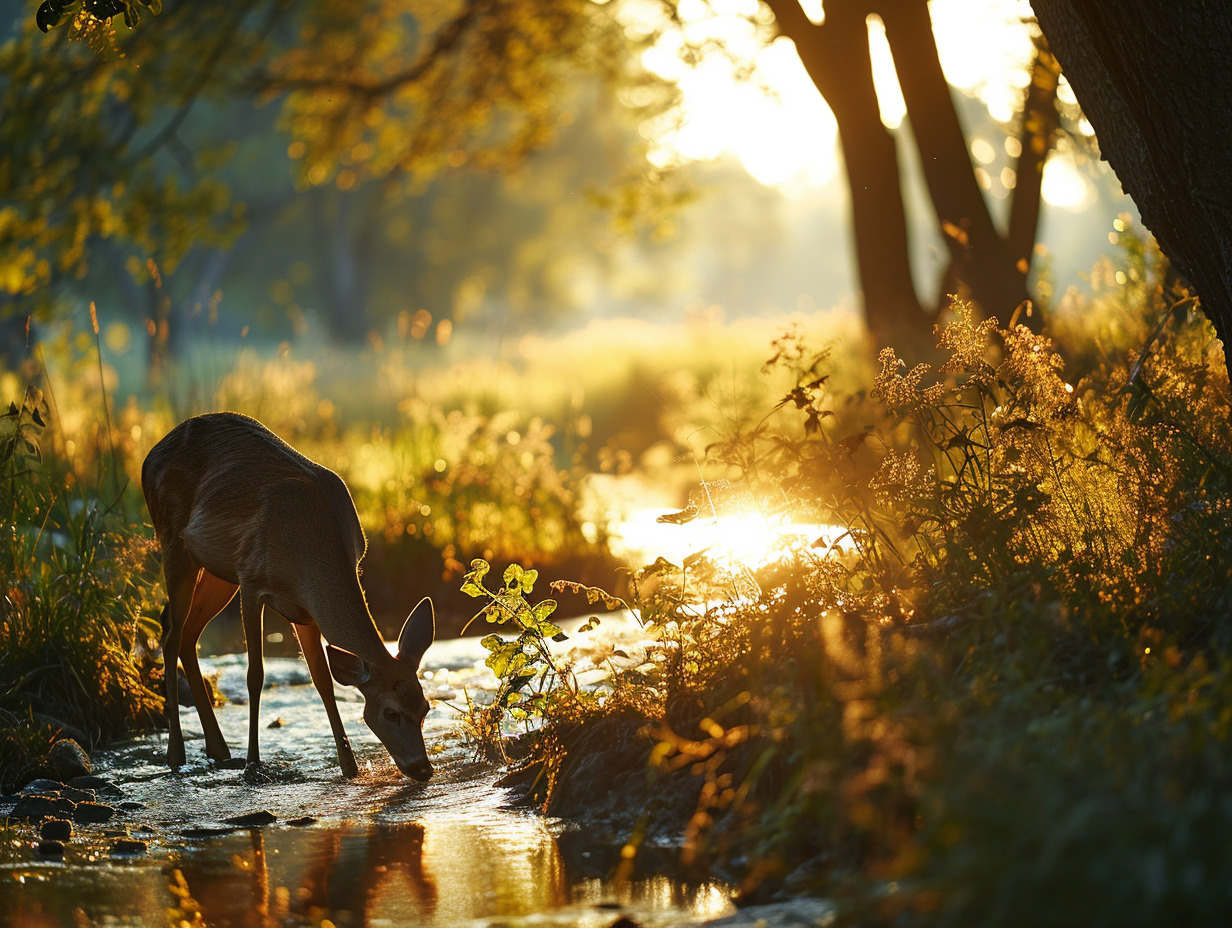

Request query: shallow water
[{"left": 1, "top": 628, "right": 734, "bottom": 928}]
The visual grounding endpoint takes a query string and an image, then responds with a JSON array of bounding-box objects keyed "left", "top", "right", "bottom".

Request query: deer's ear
[
  {"left": 326, "top": 645, "right": 371, "bottom": 687},
  {"left": 397, "top": 597, "right": 435, "bottom": 670}
]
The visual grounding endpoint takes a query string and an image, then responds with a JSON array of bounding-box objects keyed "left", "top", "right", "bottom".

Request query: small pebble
[
  {"left": 267, "top": 718, "right": 283, "bottom": 729},
  {"left": 285, "top": 816, "right": 316, "bottom": 827},
  {"left": 35, "top": 840, "right": 65, "bottom": 858},
  {"left": 224, "top": 810, "right": 277, "bottom": 827},
  {"left": 109, "top": 839, "right": 147, "bottom": 857},
  {"left": 40, "top": 818, "right": 72, "bottom": 841},
  {"left": 119, "top": 801, "right": 145, "bottom": 811}
]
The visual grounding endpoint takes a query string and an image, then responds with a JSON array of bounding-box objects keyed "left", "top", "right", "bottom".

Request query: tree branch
[{"left": 249, "top": 0, "right": 488, "bottom": 101}]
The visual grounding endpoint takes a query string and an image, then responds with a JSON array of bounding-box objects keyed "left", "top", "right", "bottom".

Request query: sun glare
[
  {"left": 637, "top": 0, "right": 1044, "bottom": 194},
  {"left": 612, "top": 505, "right": 848, "bottom": 571}
]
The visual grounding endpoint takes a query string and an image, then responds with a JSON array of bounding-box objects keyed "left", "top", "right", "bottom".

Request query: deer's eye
[{"left": 383, "top": 707, "right": 400, "bottom": 723}]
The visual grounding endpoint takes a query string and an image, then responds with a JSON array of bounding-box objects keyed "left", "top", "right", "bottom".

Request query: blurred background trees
[{"left": 2, "top": 0, "right": 1132, "bottom": 374}]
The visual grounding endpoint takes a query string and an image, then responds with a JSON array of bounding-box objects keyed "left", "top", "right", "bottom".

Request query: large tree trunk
[{"left": 1031, "top": 0, "right": 1232, "bottom": 375}]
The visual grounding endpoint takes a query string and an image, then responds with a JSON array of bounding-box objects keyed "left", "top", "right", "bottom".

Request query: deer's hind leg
[{"left": 179, "top": 569, "right": 240, "bottom": 762}]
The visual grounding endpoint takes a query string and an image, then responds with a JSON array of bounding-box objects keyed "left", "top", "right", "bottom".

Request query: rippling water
[{"left": 1, "top": 628, "right": 734, "bottom": 928}]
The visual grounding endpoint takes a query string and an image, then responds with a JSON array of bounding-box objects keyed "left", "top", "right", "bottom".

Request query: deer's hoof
[{"left": 242, "top": 761, "right": 276, "bottom": 785}]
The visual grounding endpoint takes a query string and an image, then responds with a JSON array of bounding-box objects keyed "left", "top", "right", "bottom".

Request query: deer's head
[{"left": 326, "top": 597, "right": 436, "bottom": 780}]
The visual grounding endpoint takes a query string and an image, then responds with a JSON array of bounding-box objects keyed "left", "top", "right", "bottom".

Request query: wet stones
[
  {"left": 11, "top": 794, "right": 76, "bottom": 822},
  {"left": 35, "top": 840, "right": 65, "bottom": 858},
  {"left": 109, "top": 838, "right": 147, "bottom": 857},
  {"left": 73, "top": 801, "right": 116, "bottom": 824},
  {"left": 40, "top": 818, "right": 72, "bottom": 841},
  {"left": 223, "top": 810, "right": 277, "bottom": 828}
]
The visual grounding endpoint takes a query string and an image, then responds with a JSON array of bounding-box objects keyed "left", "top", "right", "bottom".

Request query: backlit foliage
[
  {"left": 1, "top": 0, "right": 661, "bottom": 316},
  {"left": 483, "top": 235, "right": 1232, "bottom": 924}
]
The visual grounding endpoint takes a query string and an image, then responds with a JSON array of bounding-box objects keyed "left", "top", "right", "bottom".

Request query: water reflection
[{"left": 3, "top": 816, "right": 732, "bottom": 927}]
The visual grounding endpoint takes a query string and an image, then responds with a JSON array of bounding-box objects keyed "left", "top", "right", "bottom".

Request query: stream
[
  {"left": 1, "top": 622, "right": 743, "bottom": 928},
  {"left": 2, "top": 506, "right": 843, "bottom": 927}
]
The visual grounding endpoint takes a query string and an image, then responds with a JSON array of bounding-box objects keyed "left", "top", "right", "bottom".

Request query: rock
[
  {"left": 40, "top": 818, "right": 72, "bottom": 841},
  {"left": 20, "top": 779, "right": 64, "bottom": 795},
  {"left": 223, "top": 810, "right": 277, "bottom": 828},
  {"left": 285, "top": 816, "right": 316, "bottom": 827},
  {"left": 119, "top": 801, "right": 145, "bottom": 812},
  {"left": 67, "top": 775, "right": 111, "bottom": 791},
  {"left": 11, "top": 795, "right": 75, "bottom": 822},
  {"left": 35, "top": 840, "right": 65, "bottom": 858},
  {"left": 73, "top": 801, "right": 115, "bottom": 824},
  {"left": 60, "top": 787, "right": 95, "bottom": 804},
  {"left": 47, "top": 739, "right": 91, "bottom": 781},
  {"left": 109, "top": 839, "right": 147, "bottom": 857}
]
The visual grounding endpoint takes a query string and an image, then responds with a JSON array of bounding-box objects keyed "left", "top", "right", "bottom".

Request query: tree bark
[
  {"left": 1031, "top": 0, "right": 1232, "bottom": 374},
  {"left": 312, "top": 188, "right": 376, "bottom": 344}
]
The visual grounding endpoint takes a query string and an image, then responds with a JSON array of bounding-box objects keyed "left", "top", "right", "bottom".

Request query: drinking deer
[{"left": 142, "top": 412, "right": 435, "bottom": 780}]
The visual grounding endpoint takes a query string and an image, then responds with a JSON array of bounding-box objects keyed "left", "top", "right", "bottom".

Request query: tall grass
[{"left": 0, "top": 381, "right": 163, "bottom": 790}]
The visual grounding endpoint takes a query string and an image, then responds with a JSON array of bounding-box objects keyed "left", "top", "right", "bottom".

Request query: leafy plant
[{"left": 460, "top": 558, "right": 584, "bottom": 737}]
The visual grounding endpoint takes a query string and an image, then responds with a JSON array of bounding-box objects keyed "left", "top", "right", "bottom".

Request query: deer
[{"left": 141, "top": 411, "right": 436, "bottom": 781}]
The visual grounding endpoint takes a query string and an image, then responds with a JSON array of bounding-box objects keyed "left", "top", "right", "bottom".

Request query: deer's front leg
[
  {"left": 291, "top": 622, "right": 360, "bottom": 778},
  {"left": 240, "top": 588, "right": 265, "bottom": 765}
]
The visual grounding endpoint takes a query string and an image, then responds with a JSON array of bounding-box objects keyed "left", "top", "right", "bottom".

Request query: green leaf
[
  {"left": 531, "top": 598, "right": 558, "bottom": 624},
  {"left": 551, "top": 631, "right": 569, "bottom": 643},
  {"left": 480, "top": 634, "right": 503, "bottom": 652},
  {"left": 460, "top": 580, "right": 486, "bottom": 599},
  {"left": 503, "top": 563, "right": 523, "bottom": 589},
  {"left": 521, "top": 569, "right": 538, "bottom": 593}
]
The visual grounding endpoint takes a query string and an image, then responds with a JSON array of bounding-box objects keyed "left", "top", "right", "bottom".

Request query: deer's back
[{"left": 142, "top": 412, "right": 365, "bottom": 584}]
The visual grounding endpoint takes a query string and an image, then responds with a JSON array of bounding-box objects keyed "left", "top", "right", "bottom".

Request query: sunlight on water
[{"left": 612, "top": 505, "right": 851, "bottom": 570}]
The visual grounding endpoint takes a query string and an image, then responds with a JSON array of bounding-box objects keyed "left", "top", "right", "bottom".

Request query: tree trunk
[
  {"left": 1006, "top": 44, "right": 1061, "bottom": 272},
  {"left": 313, "top": 188, "right": 376, "bottom": 344},
  {"left": 880, "top": 0, "right": 1038, "bottom": 328},
  {"left": 765, "top": 0, "right": 931, "bottom": 354},
  {"left": 1031, "top": 0, "right": 1232, "bottom": 375}
]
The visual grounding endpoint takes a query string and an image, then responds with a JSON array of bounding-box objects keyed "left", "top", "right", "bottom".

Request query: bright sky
[{"left": 630, "top": 0, "right": 1094, "bottom": 210}]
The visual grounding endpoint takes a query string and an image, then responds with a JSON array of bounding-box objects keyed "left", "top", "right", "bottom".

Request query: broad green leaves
[{"left": 461, "top": 557, "right": 574, "bottom": 724}]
